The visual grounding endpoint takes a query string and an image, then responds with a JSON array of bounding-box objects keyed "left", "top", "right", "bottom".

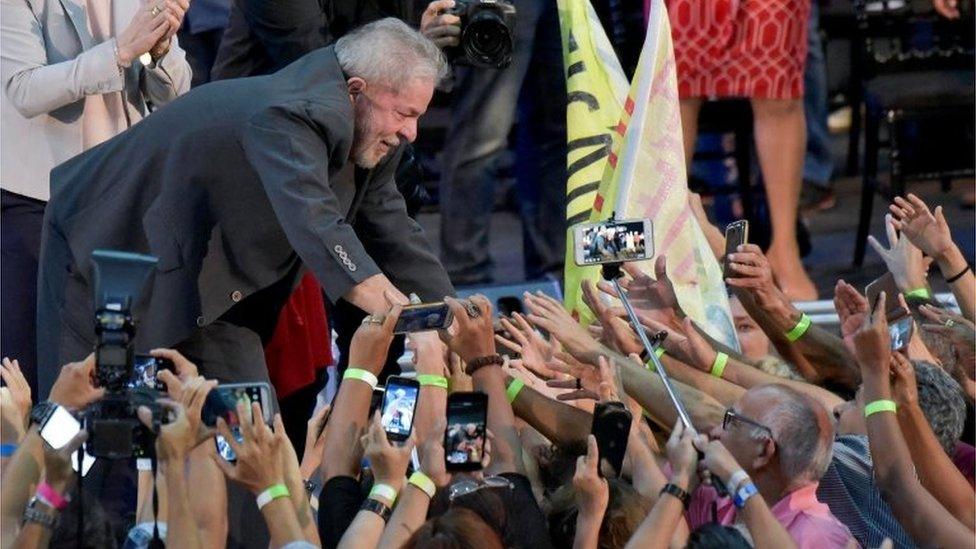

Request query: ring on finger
[
  {"left": 945, "top": 318, "right": 955, "bottom": 328},
  {"left": 150, "top": 4, "right": 161, "bottom": 15},
  {"left": 575, "top": 377, "right": 582, "bottom": 390}
]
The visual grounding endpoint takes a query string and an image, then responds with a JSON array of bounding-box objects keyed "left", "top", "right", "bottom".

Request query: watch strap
[
  {"left": 23, "top": 502, "right": 58, "bottom": 529},
  {"left": 466, "top": 354, "right": 503, "bottom": 375},
  {"left": 360, "top": 497, "right": 393, "bottom": 522},
  {"left": 732, "top": 482, "right": 759, "bottom": 509},
  {"left": 29, "top": 401, "right": 57, "bottom": 427},
  {"left": 660, "top": 483, "right": 691, "bottom": 508}
]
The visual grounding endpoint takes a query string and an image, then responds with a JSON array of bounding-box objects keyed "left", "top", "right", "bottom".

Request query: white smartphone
[
  {"left": 573, "top": 219, "right": 654, "bottom": 266},
  {"left": 40, "top": 406, "right": 94, "bottom": 476}
]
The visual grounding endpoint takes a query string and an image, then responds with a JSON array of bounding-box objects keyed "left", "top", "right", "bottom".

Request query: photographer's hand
[
  {"left": 48, "top": 354, "right": 105, "bottom": 411},
  {"left": 1, "top": 358, "right": 31, "bottom": 430},
  {"left": 421, "top": 0, "right": 461, "bottom": 49}
]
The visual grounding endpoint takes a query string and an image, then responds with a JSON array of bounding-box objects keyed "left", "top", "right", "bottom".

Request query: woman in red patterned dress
[{"left": 655, "top": 0, "right": 817, "bottom": 300}]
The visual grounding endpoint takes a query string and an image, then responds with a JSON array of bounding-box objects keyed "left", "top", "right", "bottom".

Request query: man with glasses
[{"left": 685, "top": 384, "right": 854, "bottom": 548}]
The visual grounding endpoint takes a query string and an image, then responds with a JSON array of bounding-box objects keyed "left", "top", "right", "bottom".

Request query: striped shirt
[{"left": 817, "top": 435, "right": 916, "bottom": 549}]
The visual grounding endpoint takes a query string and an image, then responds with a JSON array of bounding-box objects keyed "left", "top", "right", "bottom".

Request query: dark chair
[
  {"left": 851, "top": 0, "right": 975, "bottom": 265},
  {"left": 688, "top": 99, "right": 757, "bottom": 220}
]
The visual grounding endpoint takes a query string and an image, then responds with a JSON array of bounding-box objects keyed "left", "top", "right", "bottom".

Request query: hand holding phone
[
  {"left": 723, "top": 220, "right": 749, "bottom": 277},
  {"left": 394, "top": 303, "right": 454, "bottom": 334},
  {"left": 204, "top": 382, "right": 272, "bottom": 463},
  {"left": 381, "top": 376, "right": 420, "bottom": 443},
  {"left": 590, "top": 401, "right": 631, "bottom": 478},
  {"left": 573, "top": 219, "right": 654, "bottom": 266},
  {"left": 444, "top": 392, "right": 487, "bottom": 471}
]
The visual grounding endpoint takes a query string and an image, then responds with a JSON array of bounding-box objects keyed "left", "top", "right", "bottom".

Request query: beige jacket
[{"left": 0, "top": 0, "right": 191, "bottom": 200}]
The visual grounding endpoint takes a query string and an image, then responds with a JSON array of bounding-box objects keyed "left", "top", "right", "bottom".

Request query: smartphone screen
[
  {"left": 573, "top": 219, "right": 654, "bottom": 266},
  {"left": 128, "top": 355, "right": 173, "bottom": 390},
  {"left": 202, "top": 382, "right": 272, "bottom": 427},
  {"left": 591, "top": 401, "right": 632, "bottom": 478},
  {"left": 865, "top": 273, "right": 902, "bottom": 317},
  {"left": 444, "top": 392, "right": 488, "bottom": 471},
  {"left": 394, "top": 303, "right": 453, "bottom": 334},
  {"left": 723, "top": 221, "right": 749, "bottom": 277},
  {"left": 889, "top": 315, "right": 914, "bottom": 352},
  {"left": 381, "top": 377, "right": 419, "bottom": 442},
  {"left": 41, "top": 406, "right": 81, "bottom": 450}
]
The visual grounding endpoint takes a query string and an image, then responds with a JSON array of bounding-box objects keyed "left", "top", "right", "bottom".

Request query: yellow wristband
[
  {"left": 864, "top": 399, "right": 897, "bottom": 418},
  {"left": 784, "top": 313, "right": 812, "bottom": 342},
  {"left": 369, "top": 483, "right": 398, "bottom": 503},
  {"left": 506, "top": 378, "right": 525, "bottom": 404},
  {"left": 343, "top": 368, "right": 378, "bottom": 389},
  {"left": 710, "top": 352, "right": 729, "bottom": 378},
  {"left": 417, "top": 374, "right": 449, "bottom": 389},
  {"left": 904, "top": 288, "right": 931, "bottom": 300},
  {"left": 408, "top": 471, "right": 436, "bottom": 498}
]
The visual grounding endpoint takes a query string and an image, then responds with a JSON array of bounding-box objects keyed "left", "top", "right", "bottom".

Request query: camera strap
[
  {"left": 148, "top": 452, "right": 164, "bottom": 549},
  {"left": 76, "top": 447, "right": 83, "bottom": 549}
]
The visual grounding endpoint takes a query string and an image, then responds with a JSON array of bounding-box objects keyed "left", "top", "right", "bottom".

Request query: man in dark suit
[{"left": 36, "top": 18, "right": 454, "bottom": 395}]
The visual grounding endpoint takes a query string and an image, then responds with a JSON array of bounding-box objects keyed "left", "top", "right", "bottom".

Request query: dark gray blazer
[{"left": 36, "top": 45, "right": 453, "bottom": 393}]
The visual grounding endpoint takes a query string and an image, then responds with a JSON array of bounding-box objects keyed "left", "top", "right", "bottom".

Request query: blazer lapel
[{"left": 56, "top": 0, "right": 93, "bottom": 49}]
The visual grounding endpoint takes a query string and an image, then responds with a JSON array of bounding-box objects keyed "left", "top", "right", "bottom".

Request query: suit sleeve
[
  {"left": 139, "top": 34, "right": 192, "bottom": 105},
  {"left": 241, "top": 103, "right": 382, "bottom": 304},
  {"left": 353, "top": 151, "right": 455, "bottom": 301},
  {"left": 0, "top": 0, "right": 124, "bottom": 118},
  {"left": 237, "top": 0, "right": 330, "bottom": 72}
]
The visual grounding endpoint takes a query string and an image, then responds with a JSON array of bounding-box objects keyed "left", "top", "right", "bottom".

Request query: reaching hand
[
  {"left": 640, "top": 316, "right": 717, "bottom": 373},
  {"left": 409, "top": 332, "right": 450, "bottom": 377},
  {"left": 348, "top": 300, "right": 403, "bottom": 371},
  {"left": 522, "top": 291, "right": 597, "bottom": 360},
  {"left": 918, "top": 304, "right": 976, "bottom": 379},
  {"left": 49, "top": 354, "right": 105, "bottom": 411},
  {"left": 545, "top": 352, "right": 602, "bottom": 401},
  {"left": 41, "top": 429, "right": 88, "bottom": 491},
  {"left": 573, "top": 435, "right": 609, "bottom": 518},
  {"left": 178, "top": 376, "right": 218, "bottom": 447},
  {"left": 420, "top": 0, "right": 462, "bottom": 48},
  {"left": 1, "top": 388, "right": 25, "bottom": 442},
  {"left": 361, "top": 411, "right": 415, "bottom": 491},
  {"left": 835, "top": 280, "right": 870, "bottom": 358},
  {"left": 495, "top": 313, "right": 560, "bottom": 379},
  {"left": 300, "top": 404, "right": 331, "bottom": 480},
  {"left": 138, "top": 398, "right": 195, "bottom": 462},
  {"left": 213, "top": 402, "right": 285, "bottom": 494},
  {"left": 582, "top": 280, "right": 643, "bottom": 356},
  {"left": 852, "top": 292, "right": 893, "bottom": 377},
  {"left": 724, "top": 244, "right": 787, "bottom": 310},
  {"left": 152, "top": 348, "right": 200, "bottom": 401},
  {"left": 889, "top": 352, "right": 919, "bottom": 409},
  {"left": 443, "top": 296, "right": 496, "bottom": 363},
  {"left": 868, "top": 214, "right": 930, "bottom": 292},
  {"left": 889, "top": 194, "right": 955, "bottom": 261},
  {"left": 1, "top": 358, "right": 31, "bottom": 427},
  {"left": 665, "top": 421, "right": 699, "bottom": 490}
]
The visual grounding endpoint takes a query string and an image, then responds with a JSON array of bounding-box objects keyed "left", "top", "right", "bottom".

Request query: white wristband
[
  {"left": 343, "top": 368, "right": 379, "bottom": 390},
  {"left": 136, "top": 458, "right": 152, "bottom": 472},
  {"left": 728, "top": 469, "right": 750, "bottom": 493}
]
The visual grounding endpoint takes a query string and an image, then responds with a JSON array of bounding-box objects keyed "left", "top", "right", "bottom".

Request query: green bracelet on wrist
[
  {"left": 903, "top": 287, "right": 932, "bottom": 300},
  {"left": 864, "top": 399, "right": 897, "bottom": 418},
  {"left": 710, "top": 352, "right": 729, "bottom": 378},
  {"left": 417, "top": 374, "right": 449, "bottom": 389},
  {"left": 784, "top": 313, "right": 812, "bottom": 342},
  {"left": 506, "top": 378, "right": 525, "bottom": 404}
]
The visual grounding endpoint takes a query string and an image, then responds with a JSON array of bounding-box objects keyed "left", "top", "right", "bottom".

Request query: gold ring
[
  {"left": 150, "top": 4, "right": 161, "bottom": 15},
  {"left": 361, "top": 315, "right": 384, "bottom": 325}
]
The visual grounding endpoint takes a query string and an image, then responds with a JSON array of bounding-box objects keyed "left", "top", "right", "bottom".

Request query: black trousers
[{"left": 1, "top": 189, "right": 44, "bottom": 396}]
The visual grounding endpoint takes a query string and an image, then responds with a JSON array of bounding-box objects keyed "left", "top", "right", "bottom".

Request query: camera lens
[{"left": 463, "top": 10, "right": 513, "bottom": 67}]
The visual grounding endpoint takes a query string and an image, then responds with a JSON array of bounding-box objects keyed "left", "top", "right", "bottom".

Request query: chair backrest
[{"left": 853, "top": 0, "right": 974, "bottom": 78}]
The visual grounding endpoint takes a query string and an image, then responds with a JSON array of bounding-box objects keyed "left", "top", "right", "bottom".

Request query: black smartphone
[
  {"left": 370, "top": 387, "right": 386, "bottom": 417},
  {"left": 381, "top": 376, "right": 420, "bottom": 443},
  {"left": 128, "top": 355, "right": 174, "bottom": 390},
  {"left": 203, "top": 382, "right": 273, "bottom": 463},
  {"left": 444, "top": 392, "right": 488, "bottom": 471},
  {"left": 723, "top": 220, "right": 749, "bottom": 277},
  {"left": 394, "top": 303, "right": 454, "bottom": 334},
  {"left": 591, "top": 401, "right": 632, "bottom": 478},
  {"left": 865, "top": 273, "right": 902, "bottom": 317}
]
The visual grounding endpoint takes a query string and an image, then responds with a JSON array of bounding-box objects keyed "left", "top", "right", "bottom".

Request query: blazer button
[
  {"left": 196, "top": 316, "right": 205, "bottom": 327},
  {"left": 231, "top": 290, "right": 243, "bottom": 302}
]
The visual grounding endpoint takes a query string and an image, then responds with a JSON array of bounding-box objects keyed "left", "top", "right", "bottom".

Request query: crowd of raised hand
[{"left": 1, "top": 191, "right": 973, "bottom": 549}]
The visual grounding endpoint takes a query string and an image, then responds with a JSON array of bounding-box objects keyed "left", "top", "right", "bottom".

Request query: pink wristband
[{"left": 36, "top": 481, "right": 69, "bottom": 510}]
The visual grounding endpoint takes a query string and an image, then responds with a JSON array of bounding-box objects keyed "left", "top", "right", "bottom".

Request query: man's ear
[
  {"left": 751, "top": 436, "right": 776, "bottom": 471},
  {"left": 347, "top": 77, "right": 366, "bottom": 98}
]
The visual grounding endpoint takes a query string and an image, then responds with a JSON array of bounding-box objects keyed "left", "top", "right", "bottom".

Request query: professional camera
[
  {"left": 84, "top": 249, "right": 164, "bottom": 459},
  {"left": 446, "top": 0, "right": 517, "bottom": 69}
]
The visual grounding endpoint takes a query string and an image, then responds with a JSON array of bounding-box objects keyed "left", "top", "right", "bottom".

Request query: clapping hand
[
  {"left": 889, "top": 194, "right": 955, "bottom": 261},
  {"left": 1, "top": 358, "right": 31, "bottom": 428}
]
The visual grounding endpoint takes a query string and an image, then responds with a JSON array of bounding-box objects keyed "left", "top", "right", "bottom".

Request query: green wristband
[
  {"left": 506, "top": 378, "right": 525, "bottom": 404},
  {"left": 256, "top": 483, "right": 290, "bottom": 509},
  {"left": 643, "top": 347, "right": 665, "bottom": 372},
  {"left": 417, "top": 374, "right": 449, "bottom": 389},
  {"left": 904, "top": 288, "right": 931, "bottom": 300},
  {"left": 784, "top": 313, "right": 812, "bottom": 342},
  {"left": 655, "top": 346, "right": 666, "bottom": 359},
  {"left": 343, "top": 368, "right": 378, "bottom": 389},
  {"left": 864, "top": 399, "right": 897, "bottom": 418},
  {"left": 710, "top": 352, "right": 729, "bottom": 378}
]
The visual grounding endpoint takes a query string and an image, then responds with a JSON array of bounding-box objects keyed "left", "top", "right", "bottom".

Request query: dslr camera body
[
  {"left": 84, "top": 250, "right": 164, "bottom": 459},
  {"left": 446, "top": 0, "right": 517, "bottom": 69}
]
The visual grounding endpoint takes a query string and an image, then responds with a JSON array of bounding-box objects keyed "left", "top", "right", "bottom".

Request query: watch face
[{"left": 30, "top": 402, "right": 57, "bottom": 426}]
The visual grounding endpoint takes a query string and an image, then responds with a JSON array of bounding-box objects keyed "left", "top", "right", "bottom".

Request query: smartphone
[
  {"left": 444, "top": 392, "right": 488, "bottom": 471},
  {"left": 128, "top": 355, "right": 174, "bottom": 390},
  {"left": 394, "top": 303, "right": 454, "bottom": 334},
  {"left": 591, "top": 401, "right": 632, "bottom": 478},
  {"left": 380, "top": 376, "right": 420, "bottom": 443},
  {"left": 573, "top": 219, "right": 654, "bottom": 266},
  {"left": 41, "top": 406, "right": 95, "bottom": 476},
  {"left": 865, "top": 273, "right": 902, "bottom": 317},
  {"left": 888, "top": 314, "right": 914, "bottom": 352},
  {"left": 370, "top": 387, "right": 386, "bottom": 417},
  {"left": 204, "top": 382, "right": 272, "bottom": 463},
  {"left": 723, "top": 220, "right": 749, "bottom": 277}
]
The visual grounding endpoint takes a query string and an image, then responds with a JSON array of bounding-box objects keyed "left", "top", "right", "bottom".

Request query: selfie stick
[{"left": 600, "top": 262, "right": 697, "bottom": 435}]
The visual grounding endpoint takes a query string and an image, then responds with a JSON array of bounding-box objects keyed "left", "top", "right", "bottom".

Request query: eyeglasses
[
  {"left": 723, "top": 408, "right": 774, "bottom": 440},
  {"left": 448, "top": 475, "right": 514, "bottom": 502}
]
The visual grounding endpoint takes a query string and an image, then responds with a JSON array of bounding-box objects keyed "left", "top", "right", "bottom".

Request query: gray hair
[
  {"left": 913, "top": 360, "right": 966, "bottom": 455},
  {"left": 334, "top": 18, "right": 448, "bottom": 89},
  {"left": 754, "top": 385, "right": 835, "bottom": 485}
]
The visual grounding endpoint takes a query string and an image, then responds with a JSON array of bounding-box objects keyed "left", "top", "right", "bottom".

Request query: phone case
[{"left": 591, "top": 402, "right": 632, "bottom": 478}]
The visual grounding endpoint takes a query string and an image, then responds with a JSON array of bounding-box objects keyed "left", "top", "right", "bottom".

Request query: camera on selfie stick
[
  {"left": 85, "top": 249, "right": 165, "bottom": 460},
  {"left": 446, "top": 0, "right": 517, "bottom": 69}
]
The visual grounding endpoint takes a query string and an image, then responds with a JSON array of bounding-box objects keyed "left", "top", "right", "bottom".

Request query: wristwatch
[
  {"left": 360, "top": 497, "right": 393, "bottom": 523},
  {"left": 22, "top": 498, "right": 58, "bottom": 529},
  {"left": 303, "top": 478, "right": 319, "bottom": 497},
  {"left": 29, "top": 401, "right": 58, "bottom": 428}
]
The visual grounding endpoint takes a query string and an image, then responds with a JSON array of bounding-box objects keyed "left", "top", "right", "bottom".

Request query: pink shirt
[{"left": 686, "top": 482, "right": 857, "bottom": 549}]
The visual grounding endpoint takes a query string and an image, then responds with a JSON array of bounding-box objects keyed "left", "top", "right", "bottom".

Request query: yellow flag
[
  {"left": 557, "top": 0, "right": 628, "bottom": 324},
  {"left": 591, "top": 0, "right": 738, "bottom": 348}
]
